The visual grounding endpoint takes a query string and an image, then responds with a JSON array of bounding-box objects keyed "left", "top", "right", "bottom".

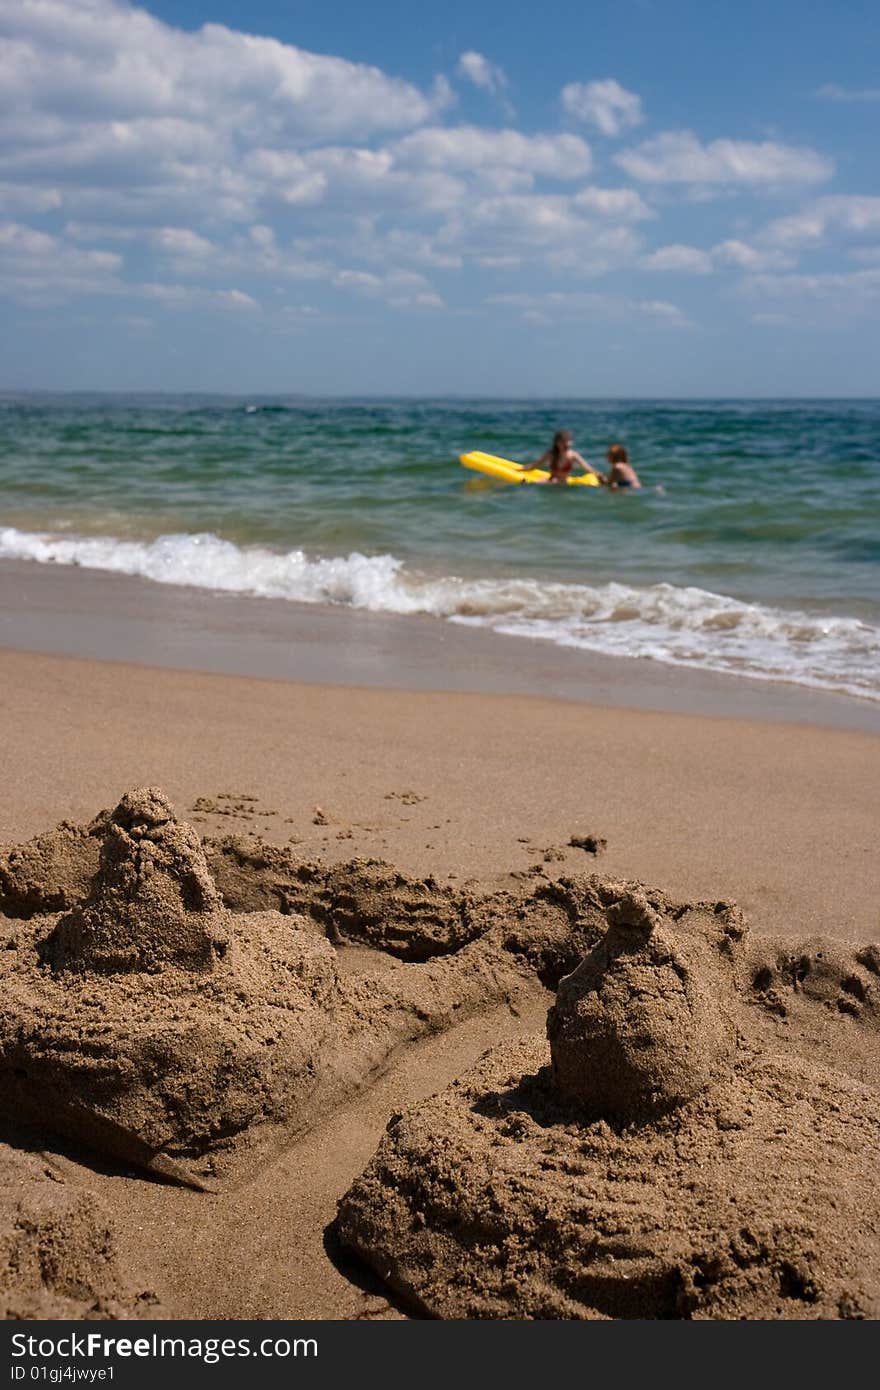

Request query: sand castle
[
  {"left": 1, "top": 793, "right": 878, "bottom": 1317},
  {"left": 46, "top": 788, "right": 230, "bottom": 974},
  {"left": 547, "top": 888, "right": 739, "bottom": 1119},
  {"left": 338, "top": 888, "right": 880, "bottom": 1319},
  {"left": 0, "top": 802, "right": 664, "bottom": 1203},
  {"left": 0, "top": 791, "right": 540, "bottom": 1189},
  {"left": 0, "top": 789, "right": 347, "bottom": 1187}
]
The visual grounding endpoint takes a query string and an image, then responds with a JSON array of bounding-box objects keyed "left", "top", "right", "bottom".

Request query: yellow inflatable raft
[{"left": 460, "top": 450, "right": 601, "bottom": 487}]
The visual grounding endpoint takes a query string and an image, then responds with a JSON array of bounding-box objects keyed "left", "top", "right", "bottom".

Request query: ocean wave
[{"left": 1, "top": 525, "right": 878, "bottom": 702}]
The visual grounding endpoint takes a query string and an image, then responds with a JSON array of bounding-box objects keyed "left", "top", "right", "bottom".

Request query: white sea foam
[{"left": 2, "top": 525, "right": 878, "bottom": 701}]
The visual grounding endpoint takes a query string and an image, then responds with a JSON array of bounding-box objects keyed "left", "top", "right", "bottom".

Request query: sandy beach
[
  {"left": 3, "top": 0, "right": 879, "bottom": 1329},
  {"left": 1, "top": 564, "right": 879, "bottom": 1320}
]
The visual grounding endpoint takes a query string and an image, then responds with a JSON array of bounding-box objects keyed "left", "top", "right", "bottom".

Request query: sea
[{"left": 1, "top": 395, "right": 878, "bottom": 703}]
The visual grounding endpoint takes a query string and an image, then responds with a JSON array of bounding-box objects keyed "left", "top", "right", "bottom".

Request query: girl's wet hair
[
  {"left": 551, "top": 429, "right": 572, "bottom": 463},
  {"left": 607, "top": 443, "right": 628, "bottom": 464}
]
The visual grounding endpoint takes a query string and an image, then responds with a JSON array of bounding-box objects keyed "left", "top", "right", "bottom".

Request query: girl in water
[
  {"left": 605, "top": 443, "right": 641, "bottom": 489},
  {"left": 534, "top": 430, "right": 604, "bottom": 484}
]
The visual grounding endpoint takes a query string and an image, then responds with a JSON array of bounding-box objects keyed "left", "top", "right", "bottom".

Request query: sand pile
[
  {"left": 46, "top": 788, "right": 229, "bottom": 974},
  {"left": 0, "top": 789, "right": 346, "bottom": 1187},
  {"left": 0, "top": 813, "right": 107, "bottom": 919},
  {"left": 1, "top": 810, "right": 628, "bottom": 975},
  {"left": 206, "top": 838, "right": 477, "bottom": 960},
  {"left": 547, "top": 888, "right": 739, "bottom": 1120},
  {"left": 205, "top": 835, "right": 634, "bottom": 976},
  {"left": 337, "top": 888, "right": 880, "bottom": 1319},
  {"left": 0, "top": 1143, "right": 156, "bottom": 1319},
  {"left": 0, "top": 793, "right": 546, "bottom": 1189},
  {"left": 6, "top": 792, "right": 877, "bottom": 1319}
]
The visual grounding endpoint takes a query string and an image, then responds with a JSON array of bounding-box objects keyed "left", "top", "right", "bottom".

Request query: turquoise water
[{"left": 1, "top": 395, "right": 879, "bottom": 699}]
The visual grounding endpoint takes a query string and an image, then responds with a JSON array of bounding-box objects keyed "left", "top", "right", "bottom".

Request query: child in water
[
  {"left": 534, "top": 430, "right": 604, "bottom": 484},
  {"left": 605, "top": 443, "right": 641, "bottom": 490}
]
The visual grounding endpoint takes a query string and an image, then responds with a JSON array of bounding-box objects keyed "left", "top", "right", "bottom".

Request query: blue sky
[{"left": 1, "top": 0, "right": 878, "bottom": 394}]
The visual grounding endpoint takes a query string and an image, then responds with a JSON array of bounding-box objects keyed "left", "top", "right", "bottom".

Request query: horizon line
[{"left": 2, "top": 390, "right": 879, "bottom": 403}]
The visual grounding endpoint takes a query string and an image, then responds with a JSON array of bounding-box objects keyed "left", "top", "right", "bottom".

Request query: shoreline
[{"left": 2, "top": 556, "right": 879, "bottom": 733}]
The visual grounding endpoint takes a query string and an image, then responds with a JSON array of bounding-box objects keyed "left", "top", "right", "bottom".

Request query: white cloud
[
  {"left": 140, "top": 282, "right": 260, "bottom": 310},
  {"left": 640, "top": 239, "right": 795, "bottom": 274},
  {"left": 751, "top": 267, "right": 880, "bottom": 296},
  {"left": 0, "top": 0, "right": 452, "bottom": 238},
  {"left": 561, "top": 79, "right": 643, "bottom": 137},
  {"left": 572, "top": 186, "right": 653, "bottom": 220},
  {"left": 760, "top": 208, "right": 826, "bottom": 248},
  {"left": 154, "top": 226, "right": 216, "bottom": 259},
  {"left": 489, "top": 288, "right": 691, "bottom": 327},
  {"left": 468, "top": 194, "right": 585, "bottom": 251},
  {"left": 471, "top": 194, "right": 580, "bottom": 240},
  {"left": 391, "top": 127, "right": 592, "bottom": 180},
  {"left": 0, "top": 0, "right": 853, "bottom": 329},
  {"left": 422, "top": 187, "right": 649, "bottom": 276},
  {"left": 333, "top": 267, "right": 442, "bottom": 307},
  {"left": 763, "top": 196, "right": 880, "bottom": 248},
  {"left": 157, "top": 225, "right": 330, "bottom": 283},
  {"left": 711, "top": 239, "right": 794, "bottom": 271},
  {"left": 247, "top": 145, "right": 464, "bottom": 215},
  {"left": 64, "top": 221, "right": 139, "bottom": 241},
  {"left": 456, "top": 51, "right": 509, "bottom": 103},
  {"left": 640, "top": 244, "right": 713, "bottom": 273},
  {"left": 0, "top": 182, "right": 62, "bottom": 214},
  {"left": 616, "top": 131, "right": 833, "bottom": 185},
  {"left": 741, "top": 266, "right": 880, "bottom": 316},
  {"left": 241, "top": 150, "right": 328, "bottom": 209},
  {"left": 117, "top": 313, "right": 154, "bottom": 331},
  {"left": 216, "top": 288, "right": 259, "bottom": 310},
  {"left": 543, "top": 226, "right": 643, "bottom": 274},
  {"left": 0, "top": 219, "right": 123, "bottom": 300},
  {"left": 337, "top": 225, "right": 462, "bottom": 271},
  {"left": 476, "top": 254, "right": 522, "bottom": 269},
  {"left": 634, "top": 299, "right": 693, "bottom": 325},
  {"left": 849, "top": 246, "right": 880, "bottom": 264},
  {"left": 816, "top": 84, "right": 880, "bottom": 103},
  {"left": 489, "top": 289, "right": 608, "bottom": 317},
  {"left": 0, "top": 0, "right": 442, "bottom": 140}
]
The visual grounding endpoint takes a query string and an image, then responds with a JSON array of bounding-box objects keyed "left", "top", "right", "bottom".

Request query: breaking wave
[{"left": 2, "top": 525, "right": 878, "bottom": 702}]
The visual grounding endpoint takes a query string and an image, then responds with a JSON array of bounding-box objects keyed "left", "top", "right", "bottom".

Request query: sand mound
[
  {"left": 204, "top": 836, "right": 634, "bottom": 973},
  {"left": 47, "top": 788, "right": 229, "bottom": 974},
  {"left": 0, "top": 911, "right": 341, "bottom": 1188},
  {"left": 295, "top": 859, "right": 475, "bottom": 959},
  {"left": 205, "top": 838, "right": 478, "bottom": 960},
  {"left": 1, "top": 804, "right": 652, "bottom": 977},
  {"left": 548, "top": 888, "right": 739, "bottom": 1120},
  {"left": 8, "top": 787, "right": 876, "bottom": 1317},
  {"left": 0, "top": 790, "right": 349, "bottom": 1186},
  {"left": 0, "top": 813, "right": 107, "bottom": 919},
  {"left": 338, "top": 1041, "right": 880, "bottom": 1319},
  {"left": 202, "top": 836, "right": 310, "bottom": 916},
  {"left": 338, "top": 891, "right": 880, "bottom": 1319},
  {"left": 496, "top": 875, "right": 692, "bottom": 986},
  {"left": 0, "top": 1143, "right": 157, "bottom": 1319},
  {"left": 0, "top": 793, "right": 545, "bottom": 1188}
]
